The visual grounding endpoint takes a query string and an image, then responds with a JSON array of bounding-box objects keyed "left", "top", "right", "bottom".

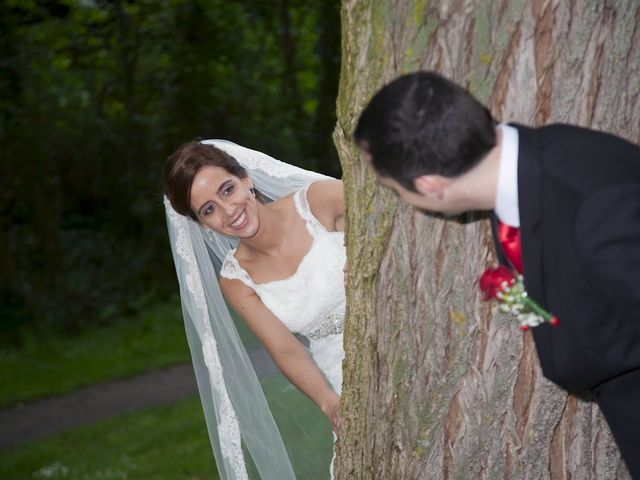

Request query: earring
[{"left": 250, "top": 186, "right": 256, "bottom": 197}]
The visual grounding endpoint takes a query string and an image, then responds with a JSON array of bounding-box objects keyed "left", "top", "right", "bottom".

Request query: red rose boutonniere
[{"left": 479, "top": 266, "right": 560, "bottom": 331}]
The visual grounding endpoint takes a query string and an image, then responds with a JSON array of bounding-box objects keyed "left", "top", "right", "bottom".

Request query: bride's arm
[
  {"left": 306, "top": 179, "right": 345, "bottom": 232},
  {"left": 220, "top": 277, "right": 341, "bottom": 432}
]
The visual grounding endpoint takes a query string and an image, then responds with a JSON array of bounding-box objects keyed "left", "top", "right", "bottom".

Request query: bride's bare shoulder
[{"left": 306, "top": 179, "right": 344, "bottom": 231}]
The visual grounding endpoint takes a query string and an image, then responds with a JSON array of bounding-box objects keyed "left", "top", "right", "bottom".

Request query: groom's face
[
  {"left": 362, "top": 149, "right": 457, "bottom": 214},
  {"left": 375, "top": 175, "right": 434, "bottom": 211}
]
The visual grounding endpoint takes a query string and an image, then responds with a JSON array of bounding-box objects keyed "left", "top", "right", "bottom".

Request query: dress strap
[
  {"left": 220, "top": 249, "right": 257, "bottom": 290},
  {"left": 293, "top": 184, "right": 327, "bottom": 238}
]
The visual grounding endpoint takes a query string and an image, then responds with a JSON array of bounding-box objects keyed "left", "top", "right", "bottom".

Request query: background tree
[
  {"left": 335, "top": 1, "right": 639, "bottom": 478},
  {"left": 0, "top": 0, "right": 340, "bottom": 342}
]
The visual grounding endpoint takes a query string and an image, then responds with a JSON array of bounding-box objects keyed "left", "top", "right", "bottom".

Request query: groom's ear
[{"left": 413, "top": 175, "right": 445, "bottom": 200}]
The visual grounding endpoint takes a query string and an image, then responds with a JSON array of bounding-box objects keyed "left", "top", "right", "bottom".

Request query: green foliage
[
  {"left": 0, "top": 299, "right": 190, "bottom": 408},
  {"left": 0, "top": 0, "right": 341, "bottom": 337},
  {"left": 0, "top": 396, "right": 218, "bottom": 480}
]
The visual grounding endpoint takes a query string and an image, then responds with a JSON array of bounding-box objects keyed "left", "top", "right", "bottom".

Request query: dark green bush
[{"left": 0, "top": 0, "right": 340, "bottom": 341}]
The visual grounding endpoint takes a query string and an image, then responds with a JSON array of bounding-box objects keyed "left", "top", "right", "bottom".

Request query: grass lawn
[
  {"left": 0, "top": 395, "right": 218, "bottom": 480},
  {"left": 0, "top": 299, "right": 333, "bottom": 479},
  {"left": 0, "top": 296, "right": 265, "bottom": 409},
  {"left": 0, "top": 300, "right": 191, "bottom": 408},
  {"left": 0, "top": 375, "right": 334, "bottom": 480},
  {"left": 0, "top": 298, "right": 263, "bottom": 409}
]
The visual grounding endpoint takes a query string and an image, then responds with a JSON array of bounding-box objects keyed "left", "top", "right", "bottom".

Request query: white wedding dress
[
  {"left": 219, "top": 184, "right": 346, "bottom": 395},
  {"left": 165, "top": 140, "right": 344, "bottom": 479}
]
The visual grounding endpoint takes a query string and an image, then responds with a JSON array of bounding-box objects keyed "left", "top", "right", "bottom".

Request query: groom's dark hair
[{"left": 354, "top": 71, "right": 496, "bottom": 191}]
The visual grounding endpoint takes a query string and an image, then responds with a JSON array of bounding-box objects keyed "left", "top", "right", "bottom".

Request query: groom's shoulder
[
  {"left": 523, "top": 123, "right": 640, "bottom": 193},
  {"left": 516, "top": 122, "right": 639, "bottom": 152}
]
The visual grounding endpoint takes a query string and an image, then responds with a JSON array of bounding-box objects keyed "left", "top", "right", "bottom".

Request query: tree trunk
[{"left": 334, "top": 1, "right": 640, "bottom": 479}]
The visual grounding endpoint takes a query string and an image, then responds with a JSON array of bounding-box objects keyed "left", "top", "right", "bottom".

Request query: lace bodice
[
  {"left": 221, "top": 185, "right": 346, "bottom": 336},
  {"left": 220, "top": 185, "right": 346, "bottom": 395}
]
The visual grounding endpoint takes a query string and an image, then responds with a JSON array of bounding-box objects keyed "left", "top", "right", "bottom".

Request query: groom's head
[{"left": 354, "top": 71, "right": 497, "bottom": 213}]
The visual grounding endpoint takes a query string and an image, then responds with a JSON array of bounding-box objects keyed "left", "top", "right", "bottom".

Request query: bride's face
[{"left": 189, "top": 166, "right": 259, "bottom": 237}]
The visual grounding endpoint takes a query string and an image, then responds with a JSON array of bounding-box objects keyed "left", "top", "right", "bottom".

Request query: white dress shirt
[{"left": 494, "top": 124, "right": 521, "bottom": 227}]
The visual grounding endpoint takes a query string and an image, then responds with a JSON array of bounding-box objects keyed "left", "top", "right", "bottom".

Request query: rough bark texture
[{"left": 334, "top": 1, "right": 640, "bottom": 479}]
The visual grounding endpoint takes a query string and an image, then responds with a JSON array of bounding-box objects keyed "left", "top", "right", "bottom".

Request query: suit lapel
[
  {"left": 511, "top": 124, "right": 555, "bottom": 373},
  {"left": 511, "top": 123, "right": 545, "bottom": 306}
]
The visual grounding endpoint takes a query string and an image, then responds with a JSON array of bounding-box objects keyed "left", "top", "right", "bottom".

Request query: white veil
[{"left": 164, "top": 140, "right": 330, "bottom": 479}]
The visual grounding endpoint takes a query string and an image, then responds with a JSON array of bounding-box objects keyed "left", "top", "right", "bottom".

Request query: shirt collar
[{"left": 494, "top": 124, "right": 520, "bottom": 227}]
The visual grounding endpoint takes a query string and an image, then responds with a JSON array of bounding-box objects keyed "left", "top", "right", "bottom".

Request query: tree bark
[{"left": 334, "top": 1, "right": 640, "bottom": 479}]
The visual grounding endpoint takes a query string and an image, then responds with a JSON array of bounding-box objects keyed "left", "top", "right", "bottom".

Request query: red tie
[{"left": 497, "top": 220, "right": 523, "bottom": 273}]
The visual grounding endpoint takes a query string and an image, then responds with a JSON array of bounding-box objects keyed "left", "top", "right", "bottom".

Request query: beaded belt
[{"left": 306, "top": 312, "right": 345, "bottom": 340}]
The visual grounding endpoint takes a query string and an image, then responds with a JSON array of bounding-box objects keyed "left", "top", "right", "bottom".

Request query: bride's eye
[
  {"left": 222, "top": 184, "right": 235, "bottom": 196},
  {"left": 203, "top": 204, "right": 215, "bottom": 216}
]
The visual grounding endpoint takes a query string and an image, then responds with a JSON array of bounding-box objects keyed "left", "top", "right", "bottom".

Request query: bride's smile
[{"left": 228, "top": 208, "right": 249, "bottom": 231}]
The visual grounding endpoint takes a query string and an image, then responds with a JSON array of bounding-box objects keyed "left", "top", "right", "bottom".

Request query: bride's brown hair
[{"left": 163, "top": 142, "right": 249, "bottom": 220}]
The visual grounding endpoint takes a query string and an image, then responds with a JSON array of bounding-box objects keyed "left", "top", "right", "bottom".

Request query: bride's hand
[{"left": 322, "top": 392, "right": 341, "bottom": 434}]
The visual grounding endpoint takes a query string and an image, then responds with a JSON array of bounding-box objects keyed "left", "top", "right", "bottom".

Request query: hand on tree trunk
[{"left": 321, "top": 391, "right": 341, "bottom": 434}]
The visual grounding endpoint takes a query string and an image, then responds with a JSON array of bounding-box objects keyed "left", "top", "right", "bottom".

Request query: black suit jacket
[{"left": 494, "top": 124, "right": 640, "bottom": 392}]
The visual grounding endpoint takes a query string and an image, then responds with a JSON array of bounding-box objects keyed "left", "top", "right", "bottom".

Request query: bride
[{"left": 162, "top": 140, "right": 346, "bottom": 479}]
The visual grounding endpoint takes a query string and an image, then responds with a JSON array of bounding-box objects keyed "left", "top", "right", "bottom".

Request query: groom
[{"left": 354, "top": 71, "right": 640, "bottom": 477}]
